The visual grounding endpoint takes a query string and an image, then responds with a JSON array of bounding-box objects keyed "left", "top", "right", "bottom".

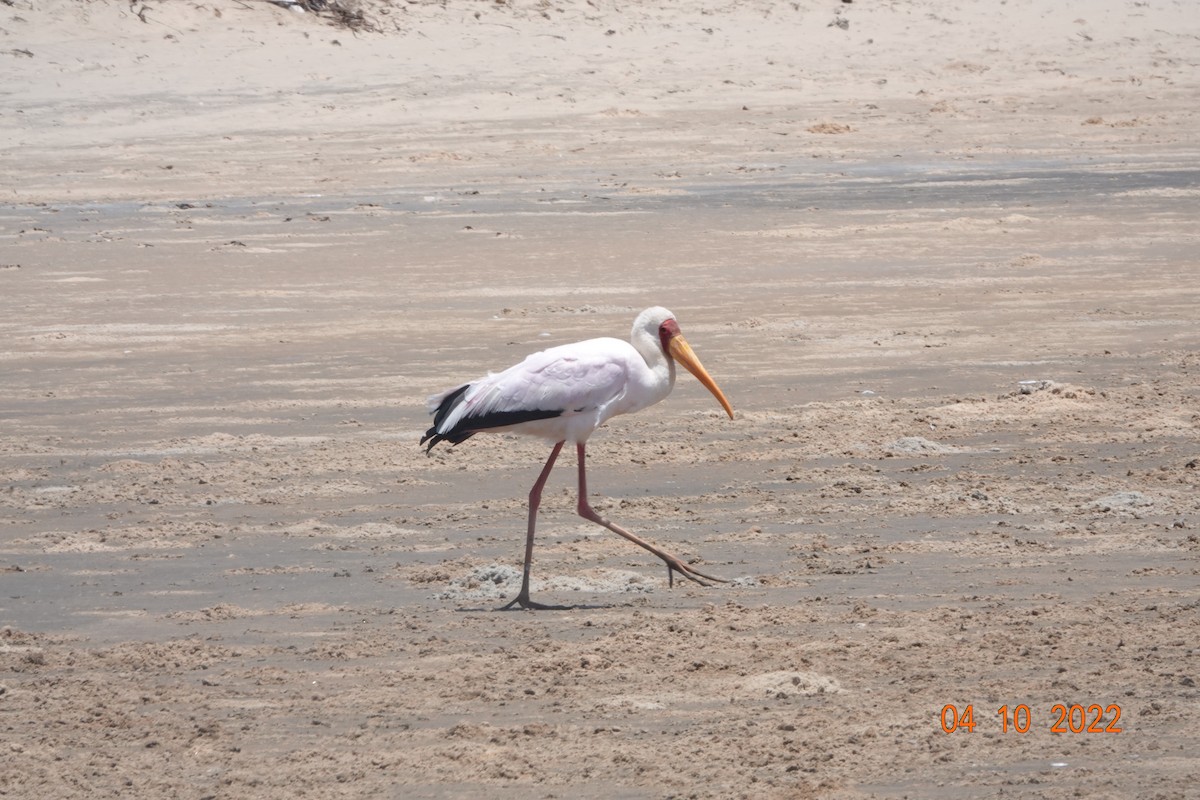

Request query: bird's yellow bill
[{"left": 668, "top": 334, "right": 735, "bottom": 419}]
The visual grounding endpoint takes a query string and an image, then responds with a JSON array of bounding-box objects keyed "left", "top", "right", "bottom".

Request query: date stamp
[{"left": 941, "top": 703, "right": 1123, "bottom": 734}]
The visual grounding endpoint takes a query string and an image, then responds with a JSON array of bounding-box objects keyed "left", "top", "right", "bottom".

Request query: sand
[{"left": 1, "top": 0, "right": 1198, "bottom": 797}]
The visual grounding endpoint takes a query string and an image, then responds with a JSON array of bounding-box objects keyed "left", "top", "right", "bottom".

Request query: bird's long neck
[
  {"left": 657, "top": 350, "right": 676, "bottom": 392},
  {"left": 632, "top": 326, "right": 675, "bottom": 402}
]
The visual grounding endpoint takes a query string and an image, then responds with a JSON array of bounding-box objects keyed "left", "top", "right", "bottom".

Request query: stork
[{"left": 422, "top": 306, "right": 734, "bottom": 609}]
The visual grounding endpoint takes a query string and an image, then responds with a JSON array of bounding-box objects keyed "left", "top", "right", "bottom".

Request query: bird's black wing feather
[{"left": 421, "top": 383, "right": 562, "bottom": 453}]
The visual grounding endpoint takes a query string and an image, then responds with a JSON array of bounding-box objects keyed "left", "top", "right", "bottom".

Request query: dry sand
[{"left": 2, "top": 0, "right": 1199, "bottom": 797}]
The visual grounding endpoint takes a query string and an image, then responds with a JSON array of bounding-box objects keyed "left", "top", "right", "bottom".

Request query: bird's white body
[
  {"left": 428, "top": 334, "right": 676, "bottom": 445},
  {"left": 425, "top": 307, "right": 685, "bottom": 449}
]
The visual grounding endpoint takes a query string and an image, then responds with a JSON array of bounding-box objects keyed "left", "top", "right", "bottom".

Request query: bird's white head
[{"left": 633, "top": 306, "right": 734, "bottom": 420}]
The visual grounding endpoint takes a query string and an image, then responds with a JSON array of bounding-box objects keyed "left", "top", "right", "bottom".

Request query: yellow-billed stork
[{"left": 421, "top": 306, "right": 735, "bottom": 610}]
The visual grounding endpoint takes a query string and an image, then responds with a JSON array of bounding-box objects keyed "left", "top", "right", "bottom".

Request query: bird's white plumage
[{"left": 427, "top": 307, "right": 678, "bottom": 445}]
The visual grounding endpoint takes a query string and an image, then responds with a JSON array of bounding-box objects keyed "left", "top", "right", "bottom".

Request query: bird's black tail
[
  {"left": 421, "top": 384, "right": 473, "bottom": 454},
  {"left": 420, "top": 427, "right": 476, "bottom": 453}
]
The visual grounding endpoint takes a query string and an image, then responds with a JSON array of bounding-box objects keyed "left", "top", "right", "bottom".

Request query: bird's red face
[
  {"left": 659, "top": 317, "right": 734, "bottom": 419},
  {"left": 658, "top": 318, "right": 683, "bottom": 354}
]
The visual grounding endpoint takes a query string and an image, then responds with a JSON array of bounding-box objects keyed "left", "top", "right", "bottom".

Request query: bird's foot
[
  {"left": 497, "top": 593, "right": 571, "bottom": 611},
  {"left": 664, "top": 557, "right": 727, "bottom": 588}
]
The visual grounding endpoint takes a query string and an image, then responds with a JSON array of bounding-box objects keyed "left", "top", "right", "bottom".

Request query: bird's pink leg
[
  {"left": 500, "top": 441, "right": 570, "bottom": 611},
  {"left": 574, "top": 443, "right": 726, "bottom": 588}
]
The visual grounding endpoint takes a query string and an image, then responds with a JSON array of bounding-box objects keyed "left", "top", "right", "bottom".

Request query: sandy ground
[{"left": 2, "top": 0, "right": 1199, "bottom": 797}]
